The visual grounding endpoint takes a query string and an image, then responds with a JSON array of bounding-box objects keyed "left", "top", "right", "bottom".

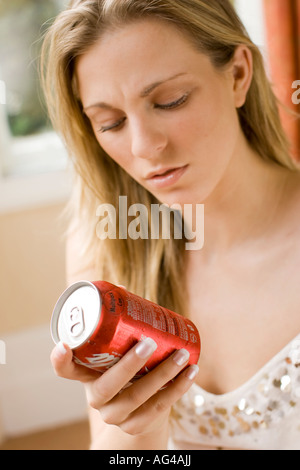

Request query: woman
[{"left": 42, "top": 0, "right": 300, "bottom": 450}]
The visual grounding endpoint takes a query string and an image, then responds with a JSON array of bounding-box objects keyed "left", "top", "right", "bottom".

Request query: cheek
[
  {"left": 97, "top": 135, "right": 133, "bottom": 170},
  {"left": 183, "top": 94, "right": 240, "bottom": 163}
]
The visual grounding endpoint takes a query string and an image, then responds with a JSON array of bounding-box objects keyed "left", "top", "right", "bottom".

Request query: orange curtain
[{"left": 263, "top": 0, "right": 300, "bottom": 161}]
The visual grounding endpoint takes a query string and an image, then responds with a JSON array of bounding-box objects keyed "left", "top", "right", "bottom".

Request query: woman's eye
[
  {"left": 98, "top": 117, "right": 126, "bottom": 133},
  {"left": 155, "top": 92, "right": 189, "bottom": 110},
  {"left": 96, "top": 92, "right": 189, "bottom": 133}
]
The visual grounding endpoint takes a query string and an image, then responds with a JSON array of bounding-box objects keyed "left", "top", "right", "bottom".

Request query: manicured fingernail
[
  {"left": 185, "top": 364, "right": 199, "bottom": 380},
  {"left": 56, "top": 341, "right": 68, "bottom": 357},
  {"left": 135, "top": 338, "right": 158, "bottom": 359},
  {"left": 173, "top": 349, "right": 190, "bottom": 366}
]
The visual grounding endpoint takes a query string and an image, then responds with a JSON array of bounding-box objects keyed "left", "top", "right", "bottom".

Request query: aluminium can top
[{"left": 50, "top": 281, "right": 101, "bottom": 350}]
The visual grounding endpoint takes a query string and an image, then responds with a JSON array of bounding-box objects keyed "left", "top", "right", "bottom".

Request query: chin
[{"left": 156, "top": 190, "right": 203, "bottom": 208}]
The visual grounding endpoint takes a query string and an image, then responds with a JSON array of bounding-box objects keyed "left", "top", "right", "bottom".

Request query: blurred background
[
  {"left": 0, "top": 0, "right": 299, "bottom": 450},
  {"left": 0, "top": 0, "right": 90, "bottom": 450}
]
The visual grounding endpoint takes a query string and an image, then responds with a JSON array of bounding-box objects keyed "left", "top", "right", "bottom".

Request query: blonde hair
[{"left": 41, "top": 0, "right": 298, "bottom": 315}]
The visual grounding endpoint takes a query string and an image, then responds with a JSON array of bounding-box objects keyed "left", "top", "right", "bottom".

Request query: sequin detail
[{"left": 169, "top": 338, "right": 300, "bottom": 450}]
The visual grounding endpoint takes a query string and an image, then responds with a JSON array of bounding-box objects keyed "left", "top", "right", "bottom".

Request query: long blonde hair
[{"left": 41, "top": 0, "right": 298, "bottom": 315}]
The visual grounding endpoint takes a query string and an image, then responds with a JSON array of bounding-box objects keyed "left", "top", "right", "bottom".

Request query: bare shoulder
[
  {"left": 66, "top": 222, "right": 97, "bottom": 285},
  {"left": 281, "top": 171, "right": 300, "bottom": 238},
  {"left": 289, "top": 170, "right": 300, "bottom": 205},
  {"left": 277, "top": 172, "right": 300, "bottom": 326}
]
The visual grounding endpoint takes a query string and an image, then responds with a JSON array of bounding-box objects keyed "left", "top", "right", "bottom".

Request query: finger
[
  {"left": 51, "top": 342, "right": 100, "bottom": 383},
  {"left": 119, "top": 364, "right": 199, "bottom": 435},
  {"left": 99, "top": 348, "right": 192, "bottom": 424},
  {"left": 87, "top": 337, "right": 158, "bottom": 409}
]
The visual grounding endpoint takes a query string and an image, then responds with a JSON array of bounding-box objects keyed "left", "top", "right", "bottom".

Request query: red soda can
[{"left": 51, "top": 280, "right": 200, "bottom": 377}]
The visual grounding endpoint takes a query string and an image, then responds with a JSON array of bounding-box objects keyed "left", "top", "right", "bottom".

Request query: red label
[{"left": 103, "top": 289, "right": 125, "bottom": 316}]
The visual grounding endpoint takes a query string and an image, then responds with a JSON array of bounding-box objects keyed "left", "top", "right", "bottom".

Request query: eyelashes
[
  {"left": 154, "top": 92, "right": 189, "bottom": 110},
  {"left": 98, "top": 92, "right": 190, "bottom": 134},
  {"left": 99, "top": 117, "right": 126, "bottom": 133}
]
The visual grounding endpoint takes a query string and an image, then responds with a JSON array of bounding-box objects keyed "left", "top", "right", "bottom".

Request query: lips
[
  {"left": 145, "top": 165, "right": 189, "bottom": 189},
  {"left": 146, "top": 165, "right": 187, "bottom": 180}
]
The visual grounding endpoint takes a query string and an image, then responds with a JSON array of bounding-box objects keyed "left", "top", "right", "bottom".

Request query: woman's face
[{"left": 76, "top": 20, "right": 248, "bottom": 206}]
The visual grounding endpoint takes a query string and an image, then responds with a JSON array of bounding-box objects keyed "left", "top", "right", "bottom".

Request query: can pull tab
[{"left": 68, "top": 306, "right": 85, "bottom": 338}]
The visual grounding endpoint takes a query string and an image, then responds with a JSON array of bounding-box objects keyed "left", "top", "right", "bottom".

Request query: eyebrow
[
  {"left": 83, "top": 72, "right": 188, "bottom": 112},
  {"left": 140, "top": 72, "right": 188, "bottom": 97}
]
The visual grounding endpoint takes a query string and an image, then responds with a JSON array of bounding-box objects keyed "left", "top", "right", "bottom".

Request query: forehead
[{"left": 75, "top": 19, "right": 209, "bottom": 105}]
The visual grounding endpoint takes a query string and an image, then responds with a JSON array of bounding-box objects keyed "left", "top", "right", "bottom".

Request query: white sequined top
[{"left": 168, "top": 335, "right": 300, "bottom": 450}]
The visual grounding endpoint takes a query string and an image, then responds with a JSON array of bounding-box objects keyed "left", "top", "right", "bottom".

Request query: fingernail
[
  {"left": 185, "top": 364, "right": 199, "bottom": 381},
  {"left": 56, "top": 341, "right": 68, "bottom": 357},
  {"left": 173, "top": 349, "right": 190, "bottom": 366},
  {"left": 135, "top": 338, "right": 158, "bottom": 359}
]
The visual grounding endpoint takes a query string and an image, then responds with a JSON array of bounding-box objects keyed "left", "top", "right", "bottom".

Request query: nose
[{"left": 130, "top": 118, "right": 168, "bottom": 160}]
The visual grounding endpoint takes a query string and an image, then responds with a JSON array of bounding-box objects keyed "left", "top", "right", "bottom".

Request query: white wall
[
  {"left": 235, "top": 0, "right": 267, "bottom": 48},
  {"left": 0, "top": 203, "right": 87, "bottom": 439},
  {"left": 0, "top": 325, "right": 88, "bottom": 437},
  {"left": 0, "top": 411, "right": 5, "bottom": 445}
]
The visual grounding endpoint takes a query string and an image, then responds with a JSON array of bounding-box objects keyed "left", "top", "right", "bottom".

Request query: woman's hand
[{"left": 50, "top": 337, "right": 199, "bottom": 437}]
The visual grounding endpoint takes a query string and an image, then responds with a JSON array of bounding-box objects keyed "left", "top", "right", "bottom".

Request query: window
[
  {"left": 0, "top": 0, "right": 71, "bottom": 213},
  {"left": 0, "top": 0, "right": 68, "bottom": 178}
]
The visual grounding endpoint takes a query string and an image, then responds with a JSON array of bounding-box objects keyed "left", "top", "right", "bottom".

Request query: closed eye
[
  {"left": 154, "top": 92, "right": 189, "bottom": 110},
  {"left": 97, "top": 92, "right": 189, "bottom": 133},
  {"left": 98, "top": 116, "right": 126, "bottom": 133}
]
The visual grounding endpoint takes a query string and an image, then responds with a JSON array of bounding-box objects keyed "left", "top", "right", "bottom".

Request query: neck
[{"left": 185, "top": 137, "right": 297, "bottom": 261}]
